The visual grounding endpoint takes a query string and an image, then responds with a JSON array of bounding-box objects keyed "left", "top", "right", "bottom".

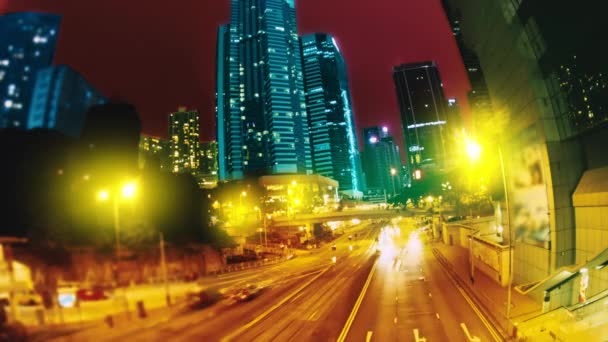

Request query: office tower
[
  {"left": 168, "top": 109, "right": 200, "bottom": 174},
  {"left": 301, "top": 33, "right": 362, "bottom": 196},
  {"left": 0, "top": 12, "right": 61, "bottom": 129},
  {"left": 27, "top": 65, "right": 106, "bottom": 137},
  {"left": 362, "top": 126, "right": 402, "bottom": 198},
  {"left": 393, "top": 61, "right": 448, "bottom": 170},
  {"left": 440, "top": 0, "right": 492, "bottom": 123},
  {"left": 216, "top": 0, "right": 312, "bottom": 180}
]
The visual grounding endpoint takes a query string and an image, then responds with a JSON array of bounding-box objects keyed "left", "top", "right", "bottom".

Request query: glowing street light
[
  {"left": 465, "top": 138, "right": 482, "bottom": 162},
  {"left": 121, "top": 182, "right": 137, "bottom": 199},
  {"left": 97, "top": 181, "right": 138, "bottom": 263},
  {"left": 98, "top": 190, "right": 110, "bottom": 201}
]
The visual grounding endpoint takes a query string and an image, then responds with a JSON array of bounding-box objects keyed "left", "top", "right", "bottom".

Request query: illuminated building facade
[
  {"left": 168, "top": 109, "right": 200, "bottom": 174},
  {"left": 301, "top": 33, "right": 362, "bottom": 197},
  {"left": 216, "top": 0, "right": 312, "bottom": 180},
  {"left": 27, "top": 65, "right": 106, "bottom": 137},
  {"left": 198, "top": 140, "right": 219, "bottom": 188},
  {"left": 0, "top": 12, "right": 61, "bottom": 129},
  {"left": 393, "top": 61, "right": 448, "bottom": 171},
  {"left": 361, "top": 126, "right": 402, "bottom": 200},
  {"left": 138, "top": 135, "right": 170, "bottom": 172}
]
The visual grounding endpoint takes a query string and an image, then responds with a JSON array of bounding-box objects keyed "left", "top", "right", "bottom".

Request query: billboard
[{"left": 509, "top": 140, "right": 551, "bottom": 248}]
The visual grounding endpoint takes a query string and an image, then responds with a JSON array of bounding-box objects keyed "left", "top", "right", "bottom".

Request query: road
[
  {"left": 51, "top": 221, "right": 382, "bottom": 341},
  {"left": 344, "top": 220, "right": 502, "bottom": 342}
]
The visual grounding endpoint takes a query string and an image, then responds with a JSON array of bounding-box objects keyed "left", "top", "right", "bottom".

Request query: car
[
  {"left": 331, "top": 244, "right": 337, "bottom": 251},
  {"left": 186, "top": 286, "right": 220, "bottom": 309},
  {"left": 76, "top": 286, "right": 109, "bottom": 302},
  {"left": 235, "top": 284, "right": 262, "bottom": 302}
]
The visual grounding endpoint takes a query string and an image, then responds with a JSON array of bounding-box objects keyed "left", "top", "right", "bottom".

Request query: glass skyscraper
[
  {"left": 27, "top": 65, "right": 106, "bottom": 137},
  {"left": 0, "top": 12, "right": 61, "bottom": 129},
  {"left": 301, "top": 33, "right": 362, "bottom": 195},
  {"left": 216, "top": 0, "right": 312, "bottom": 180},
  {"left": 393, "top": 61, "right": 448, "bottom": 170},
  {"left": 361, "top": 126, "right": 402, "bottom": 199}
]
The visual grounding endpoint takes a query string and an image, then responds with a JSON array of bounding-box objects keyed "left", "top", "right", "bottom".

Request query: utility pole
[{"left": 160, "top": 233, "right": 170, "bottom": 306}]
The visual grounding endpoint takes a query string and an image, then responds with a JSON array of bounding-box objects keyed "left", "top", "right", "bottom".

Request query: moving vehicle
[{"left": 235, "top": 284, "right": 262, "bottom": 302}]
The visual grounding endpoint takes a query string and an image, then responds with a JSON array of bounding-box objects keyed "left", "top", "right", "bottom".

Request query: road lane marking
[
  {"left": 221, "top": 265, "right": 331, "bottom": 342},
  {"left": 438, "top": 258, "right": 502, "bottom": 342},
  {"left": 336, "top": 259, "right": 379, "bottom": 342},
  {"left": 413, "top": 328, "right": 427, "bottom": 342},
  {"left": 428, "top": 293, "right": 432, "bottom": 298},
  {"left": 366, "top": 331, "right": 373, "bottom": 342},
  {"left": 436, "top": 313, "right": 440, "bottom": 319},
  {"left": 393, "top": 317, "right": 397, "bottom": 324},
  {"left": 461, "top": 322, "right": 481, "bottom": 342}
]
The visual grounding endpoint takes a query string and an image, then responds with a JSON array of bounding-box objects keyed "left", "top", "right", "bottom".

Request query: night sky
[{"left": 1, "top": 0, "right": 470, "bottom": 152}]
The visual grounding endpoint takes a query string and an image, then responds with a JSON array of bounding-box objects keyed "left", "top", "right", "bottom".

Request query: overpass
[{"left": 270, "top": 209, "right": 414, "bottom": 228}]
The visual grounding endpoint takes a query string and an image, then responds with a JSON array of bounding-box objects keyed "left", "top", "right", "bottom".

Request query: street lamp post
[
  {"left": 498, "top": 146, "right": 514, "bottom": 319},
  {"left": 390, "top": 168, "right": 397, "bottom": 198},
  {"left": 465, "top": 138, "right": 513, "bottom": 319}
]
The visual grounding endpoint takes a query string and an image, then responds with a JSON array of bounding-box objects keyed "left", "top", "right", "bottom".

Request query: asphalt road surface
[{"left": 344, "top": 222, "right": 502, "bottom": 342}]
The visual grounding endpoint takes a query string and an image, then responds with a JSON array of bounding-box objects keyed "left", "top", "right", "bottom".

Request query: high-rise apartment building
[
  {"left": 301, "top": 33, "right": 362, "bottom": 196},
  {"left": 198, "top": 140, "right": 219, "bottom": 188},
  {"left": 216, "top": 0, "right": 312, "bottom": 180},
  {"left": 139, "top": 134, "right": 170, "bottom": 172},
  {"left": 27, "top": 65, "right": 106, "bottom": 137},
  {"left": 168, "top": 109, "right": 199, "bottom": 174},
  {"left": 0, "top": 12, "right": 61, "bottom": 129},
  {"left": 393, "top": 61, "right": 448, "bottom": 170},
  {"left": 361, "top": 126, "right": 402, "bottom": 199}
]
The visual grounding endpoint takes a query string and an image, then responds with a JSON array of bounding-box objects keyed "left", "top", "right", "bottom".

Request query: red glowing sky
[{"left": 2, "top": 0, "right": 470, "bottom": 151}]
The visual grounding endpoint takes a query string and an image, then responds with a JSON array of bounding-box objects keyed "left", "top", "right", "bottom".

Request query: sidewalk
[
  {"left": 28, "top": 300, "right": 183, "bottom": 341},
  {"left": 432, "top": 241, "right": 542, "bottom": 339}
]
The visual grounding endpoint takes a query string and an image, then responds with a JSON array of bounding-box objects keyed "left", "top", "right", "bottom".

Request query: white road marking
[
  {"left": 393, "top": 317, "right": 398, "bottom": 324},
  {"left": 336, "top": 259, "right": 379, "bottom": 342},
  {"left": 436, "top": 313, "right": 440, "bottom": 319},
  {"left": 461, "top": 322, "right": 481, "bottom": 342},
  {"left": 366, "top": 331, "right": 373, "bottom": 342},
  {"left": 428, "top": 293, "right": 432, "bottom": 298}
]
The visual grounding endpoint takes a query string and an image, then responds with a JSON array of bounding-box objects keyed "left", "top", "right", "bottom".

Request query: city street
[
  {"left": 48, "top": 221, "right": 382, "bottom": 341},
  {"left": 343, "top": 220, "right": 502, "bottom": 342}
]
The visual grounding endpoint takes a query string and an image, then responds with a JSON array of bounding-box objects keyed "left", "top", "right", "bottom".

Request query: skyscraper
[
  {"left": 393, "top": 61, "right": 448, "bottom": 170},
  {"left": 168, "top": 109, "right": 200, "bottom": 174},
  {"left": 198, "top": 140, "right": 219, "bottom": 188},
  {"left": 0, "top": 12, "right": 61, "bottom": 129},
  {"left": 440, "top": 0, "right": 492, "bottom": 129},
  {"left": 216, "top": 0, "right": 312, "bottom": 180},
  {"left": 301, "top": 33, "right": 362, "bottom": 196},
  {"left": 361, "top": 126, "right": 402, "bottom": 199},
  {"left": 27, "top": 65, "right": 106, "bottom": 137}
]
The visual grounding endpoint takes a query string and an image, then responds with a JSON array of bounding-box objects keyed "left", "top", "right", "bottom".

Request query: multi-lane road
[{"left": 52, "top": 218, "right": 502, "bottom": 341}]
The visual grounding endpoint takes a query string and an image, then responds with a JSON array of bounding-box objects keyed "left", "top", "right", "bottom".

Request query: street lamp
[
  {"left": 97, "top": 181, "right": 137, "bottom": 264},
  {"left": 465, "top": 138, "right": 514, "bottom": 319}
]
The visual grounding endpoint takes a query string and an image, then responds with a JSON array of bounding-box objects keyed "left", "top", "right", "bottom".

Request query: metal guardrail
[{"left": 207, "top": 256, "right": 284, "bottom": 276}]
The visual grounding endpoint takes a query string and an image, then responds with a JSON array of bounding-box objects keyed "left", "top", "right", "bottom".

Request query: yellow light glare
[
  {"left": 98, "top": 190, "right": 109, "bottom": 201},
  {"left": 121, "top": 182, "right": 137, "bottom": 199},
  {"left": 465, "top": 138, "right": 482, "bottom": 161},
  {"left": 390, "top": 168, "right": 397, "bottom": 175}
]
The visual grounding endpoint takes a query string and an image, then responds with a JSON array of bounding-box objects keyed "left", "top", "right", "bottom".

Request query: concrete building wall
[{"left": 448, "top": 0, "right": 587, "bottom": 288}]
